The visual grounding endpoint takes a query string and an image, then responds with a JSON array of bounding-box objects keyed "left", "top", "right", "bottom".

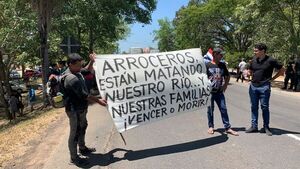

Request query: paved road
[{"left": 42, "top": 80, "right": 300, "bottom": 169}]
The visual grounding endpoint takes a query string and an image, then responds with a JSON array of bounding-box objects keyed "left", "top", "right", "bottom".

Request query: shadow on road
[
  {"left": 81, "top": 134, "right": 229, "bottom": 168},
  {"left": 261, "top": 127, "right": 300, "bottom": 135}
]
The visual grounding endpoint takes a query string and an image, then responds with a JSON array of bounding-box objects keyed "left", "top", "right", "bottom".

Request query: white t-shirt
[{"left": 239, "top": 61, "right": 247, "bottom": 72}]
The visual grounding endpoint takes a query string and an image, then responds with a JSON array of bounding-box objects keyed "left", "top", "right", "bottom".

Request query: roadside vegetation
[
  {"left": 0, "top": 107, "right": 64, "bottom": 167},
  {"left": 154, "top": 0, "right": 300, "bottom": 68}
]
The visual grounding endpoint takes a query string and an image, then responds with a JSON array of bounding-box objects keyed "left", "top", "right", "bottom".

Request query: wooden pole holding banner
[{"left": 119, "top": 133, "right": 127, "bottom": 145}]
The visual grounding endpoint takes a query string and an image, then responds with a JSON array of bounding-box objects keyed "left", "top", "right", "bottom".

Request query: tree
[
  {"left": 53, "top": 0, "right": 157, "bottom": 54},
  {"left": 153, "top": 18, "right": 176, "bottom": 51},
  {"left": 0, "top": 0, "right": 38, "bottom": 119},
  {"left": 29, "top": 0, "right": 67, "bottom": 105},
  {"left": 245, "top": 0, "right": 300, "bottom": 60}
]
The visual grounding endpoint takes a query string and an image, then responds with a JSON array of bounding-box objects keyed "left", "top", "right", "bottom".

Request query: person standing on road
[
  {"left": 294, "top": 57, "right": 300, "bottom": 91},
  {"left": 206, "top": 48, "right": 239, "bottom": 136},
  {"left": 282, "top": 60, "right": 295, "bottom": 90},
  {"left": 236, "top": 58, "right": 247, "bottom": 82},
  {"left": 63, "top": 53, "right": 107, "bottom": 166},
  {"left": 245, "top": 43, "right": 285, "bottom": 136}
]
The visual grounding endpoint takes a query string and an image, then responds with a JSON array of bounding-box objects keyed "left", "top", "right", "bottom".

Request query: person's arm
[
  {"left": 84, "top": 52, "right": 96, "bottom": 72},
  {"left": 271, "top": 67, "right": 285, "bottom": 81},
  {"left": 222, "top": 63, "right": 230, "bottom": 92},
  {"left": 86, "top": 95, "right": 107, "bottom": 106},
  {"left": 222, "top": 75, "right": 230, "bottom": 92}
]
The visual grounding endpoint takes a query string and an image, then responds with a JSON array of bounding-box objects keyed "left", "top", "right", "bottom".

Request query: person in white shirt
[{"left": 236, "top": 58, "right": 247, "bottom": 82}]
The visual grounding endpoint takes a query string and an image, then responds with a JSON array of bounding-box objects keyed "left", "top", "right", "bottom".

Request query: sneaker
[
  {"left": 264, "top": 127, "right": 272, "bottom": 136},
  {"left": 69, "top": 156, "right": 89, "bottom": 166},
  {"left": 79, "top": 146, "right": 96, "bottom": 155},
  {"left": 245, "top": 127, "right": 258, "bottom": 133}
]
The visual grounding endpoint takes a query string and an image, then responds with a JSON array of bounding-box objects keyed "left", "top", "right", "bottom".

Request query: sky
[{"left": 118, "top": 0, "right": 190, "bottom": 53}]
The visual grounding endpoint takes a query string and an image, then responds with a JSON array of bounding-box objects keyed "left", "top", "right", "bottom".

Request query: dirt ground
[{"left": 0, "top": 106, "right": 66, "bottom": 169}]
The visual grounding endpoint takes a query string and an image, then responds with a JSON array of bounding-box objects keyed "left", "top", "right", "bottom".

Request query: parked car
[
  {"left": 10, "top": 81, "right": 28, "bottom": 93},
  {"left": 24, "top": 69, "right": 42, "bottom": 79},
  {"left": 9, "top": 70, "right": 21, "bottom": 79},
  {"left": 2, "top": 81, "right": 28, "bottom": 94},
  {"left": 24, "top": 69, "right": 35, "bottom": 78}
]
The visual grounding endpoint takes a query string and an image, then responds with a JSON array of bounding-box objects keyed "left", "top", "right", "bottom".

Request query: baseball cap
[{"left": 213, "top": 48, "right": 225, "bottom": 55}]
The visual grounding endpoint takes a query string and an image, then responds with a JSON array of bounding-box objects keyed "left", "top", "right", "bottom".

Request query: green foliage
[
  {"left": 154, "top": 0, "right": 300, "bottom": 66},
  {"left": 52, "top": 0, "right": 157, "bottom": 54},
  {"left": 153, "top": 18, "right": 176, "bottom": 51}
]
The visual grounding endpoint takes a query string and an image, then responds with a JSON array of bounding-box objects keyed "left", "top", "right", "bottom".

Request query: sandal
[
  {"left": 226, "top": 128, "right": 239, "bottom": 136},
  {"left": 207, "top": 127, "right": 214, "bottom": 134}
]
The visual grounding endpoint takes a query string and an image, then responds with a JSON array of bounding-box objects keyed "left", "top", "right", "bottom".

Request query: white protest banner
[{"left": 94, "top": 48, "right": 211, "bottom": 133}]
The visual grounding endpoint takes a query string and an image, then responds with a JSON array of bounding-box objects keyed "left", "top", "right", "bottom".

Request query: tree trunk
[
  {"left": 38, "top": 1, "right": 50, "bottom": 106},
  {"left": 0, "top": 51, "right": 12, "bottom": 120}
]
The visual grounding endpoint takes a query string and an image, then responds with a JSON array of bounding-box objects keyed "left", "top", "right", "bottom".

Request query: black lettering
[
  {"left": 144, "top": 69, "right": 156, "bottom": 81},
  {"left": 102, "top": 60, "right": 115, "bottom": 76},
  {"left": 114, "top": 58, "right": 126, "bottom": 71},
  {"left": 138, "top": 56, "right": 149, "bottom": 68},
  {"left": 136, "top": 113, "right": 143, "bottom": 123},
  {"left": 98, "top": 79, "right": 105, "bottom": 90},
  {"left": 165, "top": 53, "right": 177, "bottom": 65},
  {"left": 128, "top": 115, "right": 136, "bottom": 125},
  {"left": 156, "top": 54, "right": 168, "bottom": 66},
  {"left": 148, "top": 55, "right": 159, "bottom": 67},
  {"left": 185, "top": 52, "right": 195, "bottom": 63},
  {"left": 176, "top": 53, "right": 185, "bottom": 64},
  {"left": 112, "top": 106, "right": 122, "bottom": 118},
  {"left": 126, "top": 57, "right": 139, "bottom": 69}
]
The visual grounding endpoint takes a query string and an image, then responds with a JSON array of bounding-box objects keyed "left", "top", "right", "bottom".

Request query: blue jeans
[
  {"left": 207, "top": 92, "right": 231, "bottom": 129},
  {"left": 249, "top": 82, "right": 271, "bottom": 128}
]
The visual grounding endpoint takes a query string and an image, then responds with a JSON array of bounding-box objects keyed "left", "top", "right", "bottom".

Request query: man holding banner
[
  {"left": 206, "top": 48, "right": 239, "bottom": 136},
  {"left": 63, "top": 53, "right": 107, "bottom": 165}
]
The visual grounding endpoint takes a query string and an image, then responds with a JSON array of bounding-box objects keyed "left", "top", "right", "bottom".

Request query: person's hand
[
  {"left": 89, "top": 52, "right": 96, "bottom": 63},
  {"left": 97, "top": 98, "right": 107, "bottom": 106},
  {"left": 221, "top": 85, "right": 228, "bottom": 92}
]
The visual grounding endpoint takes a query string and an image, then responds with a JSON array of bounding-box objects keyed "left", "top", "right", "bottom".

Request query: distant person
[
  {"left": 62, "top": 53, "right": 107, "bottom": 166},
  {"left": 245, "top": 43, "right": 285, "bottom": 136},
  {"left": 206, "top": 48, "right": 239, "bottom": 136},
  {"left": 48, "top": 63, "right": 60, "bottom": 81},
  {"left": 294, "top": 57, "right": 300, "bottom": 91},
  {"left": 58, "top": 60, "right": 67, "bottom": 75},
  {"left": 9, "top": 91, "right": 20, "bottom": 120},
  {"left": 282, "top": 60, "right": 295, "bottom": 90},
  {"left": 15, "top": 90, "right": 24, "bottom": 116},
  {"left": 236, "top": 58, "right": 247, "bottom": 82},
  {"left": 28, "top": 85, "right": 36, "bottom": 112}
]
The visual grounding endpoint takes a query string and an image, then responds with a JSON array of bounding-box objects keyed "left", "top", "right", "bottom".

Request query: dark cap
[
  {"left": 67, "top": 53, "right": 83, "bottom": 65},
  {"left": 213, "top": 48, "right": 225, "bottom": 55}
]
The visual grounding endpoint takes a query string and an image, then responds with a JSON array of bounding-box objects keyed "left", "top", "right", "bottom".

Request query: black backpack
[{"left": 58, "top": 73, "right": 70, "bottom": 97}]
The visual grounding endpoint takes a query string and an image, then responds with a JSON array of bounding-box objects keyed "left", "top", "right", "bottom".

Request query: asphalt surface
[{"left": 41, "top": 80, "right": 300, "bottom": 169}]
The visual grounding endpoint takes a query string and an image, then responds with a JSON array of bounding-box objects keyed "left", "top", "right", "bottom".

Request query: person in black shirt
[
  {"left": 245, "top": 43, "right": 284, "bottom": 136},
  {"left": 282, "top": 60, "right": 295, "bottom": 90},
  {"left": 206, "top": 48, "right": 238, "bottom": 136},
  {"left": 294, "top": 58, "right": 300, "bottom": 91},
  {"left": 63, "top": 53, "right": 107, "bottom": 166}
]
